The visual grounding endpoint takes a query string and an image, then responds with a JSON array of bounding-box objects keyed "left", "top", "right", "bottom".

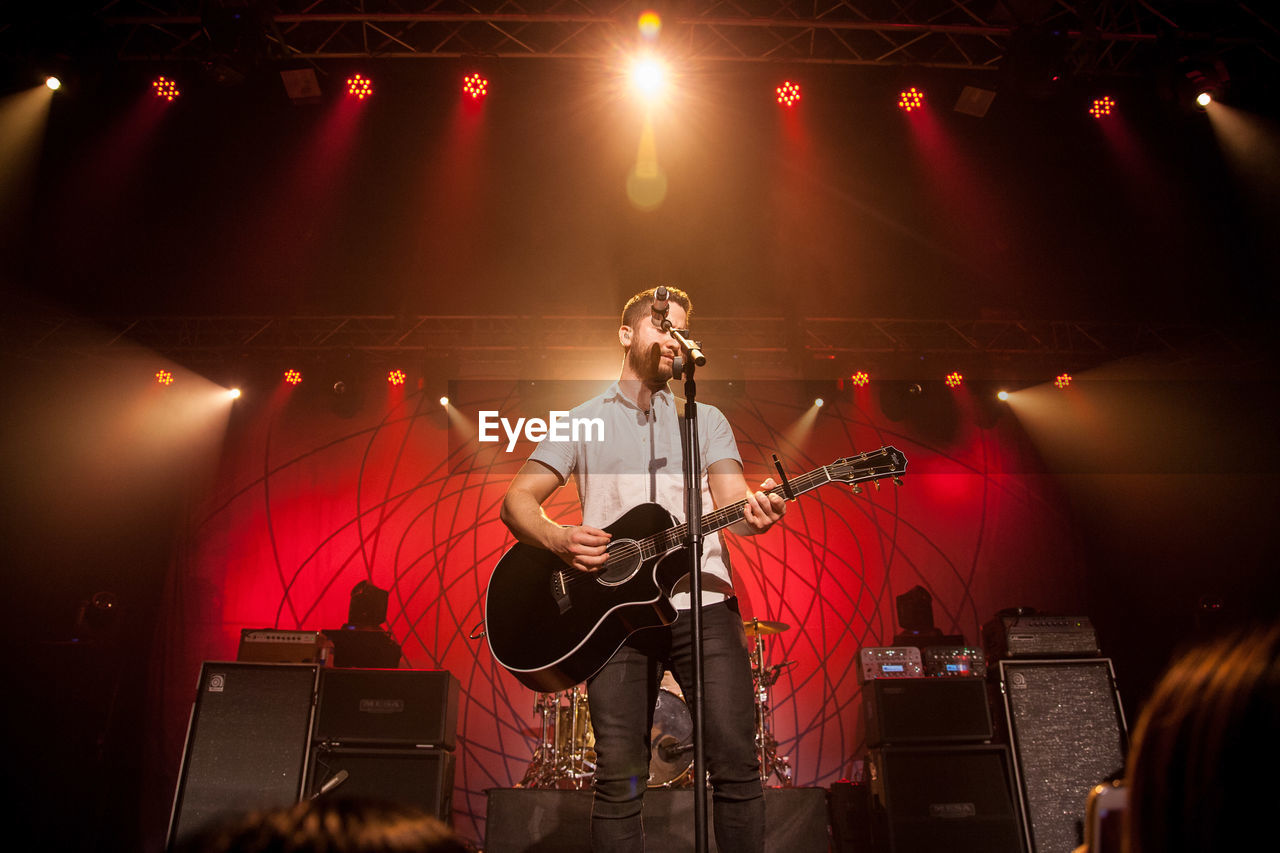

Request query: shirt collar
[{"left": 607, "top": 380, "right": 674, "bottom": 411}]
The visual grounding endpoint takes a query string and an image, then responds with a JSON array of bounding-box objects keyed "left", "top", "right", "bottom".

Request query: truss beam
[{"left": 60, "top": 2, "right": 1273, "bottom": 76}]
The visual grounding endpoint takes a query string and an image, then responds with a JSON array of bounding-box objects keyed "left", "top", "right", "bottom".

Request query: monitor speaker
[
  {"left": 868, "top": 744, "right": 1024, "bottom": 853},
  {"left": 997, "top": 659, "right": 1127, "bottom": 853},
  {"left": 167, "top": 663, "right": 319, "bottom": 849},
  {"left": 863, "top": 677, "right": 992, "bottom": 746},
  {"left": 314, "top": 668, "right": 459, "bottom": 747},
  {"left": 308, "top": 746, "right": 455, "bottom": 822}
]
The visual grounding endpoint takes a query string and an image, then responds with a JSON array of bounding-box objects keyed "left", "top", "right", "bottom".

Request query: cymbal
[{"left": 744, "top": 619, "right": 789, "bottom": 637}]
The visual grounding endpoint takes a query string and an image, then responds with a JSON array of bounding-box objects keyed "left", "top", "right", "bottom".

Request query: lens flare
[{"left": 638, "top": 11, "right": 662, "bottom": 41}]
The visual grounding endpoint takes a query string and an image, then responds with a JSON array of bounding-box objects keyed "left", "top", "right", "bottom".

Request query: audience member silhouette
[{"left": 1124, "top": 621, "right": 1280, "bottom": 853}]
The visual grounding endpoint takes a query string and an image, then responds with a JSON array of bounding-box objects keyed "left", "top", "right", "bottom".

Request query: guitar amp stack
[
  {"left": 846, "top": 645, "right": 1024, "bottom": 853},
  {"left": 168, "top": 663, "right": 459, "bottom": 850},
  {"left": 981, "top": 611, "right": 1127, "bottom": 853}
]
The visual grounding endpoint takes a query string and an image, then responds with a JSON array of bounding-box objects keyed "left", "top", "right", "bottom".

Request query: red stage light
[
  {"left": 463, "top": 73, "right": 488, "bottom": 100},
  {"left": 284, "top": 369, "right": 303, "bottom": 385},
  {"left": 945, "top": 371, "right": 963, "bottom": 388},
  {"left": 155, "top": 369, "right": 174, "bottom": 386},
  {"left": 898, "top": 87, "right": 926, "bottom": 112},
  {"left": 851, "top": 371, "right": 870, "bottom": 387},
  {"left": 387, "top": 369, "right": 407, "bottom": 386},
  {"left": 1089, "top": 96, "right": 1115, "bottom": 118},
  {"left": 346, "top": 74, "right": 374, "bottom": 100},
  {"left": 776, "top": 81, "right": 801, "bottom": 107},
  {"left": 152, "top": 76, "right": 181, "bottom": 101},
  {"left": 1054, "top": 373, "right": 1073, "bottom": 389}
]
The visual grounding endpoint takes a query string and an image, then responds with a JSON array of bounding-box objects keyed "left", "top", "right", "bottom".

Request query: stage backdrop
[{"left": 149, "top": 376, "right": 1084, "bottom": 846}]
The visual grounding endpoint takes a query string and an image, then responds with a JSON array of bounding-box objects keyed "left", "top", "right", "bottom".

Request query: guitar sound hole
[{"left": 597, "top": 539, "right": 642, "bottom": 587}]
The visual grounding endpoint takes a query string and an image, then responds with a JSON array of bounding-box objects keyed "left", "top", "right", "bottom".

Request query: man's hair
[
  {"left": 1126, "top": 622, "right": 1280, "bottom": 853},
  {"left": 621, "top": 286, "right": 693, "bottom": 330},
  {"left": 175, "top": 796, "right": 469, "bottom": 853}
]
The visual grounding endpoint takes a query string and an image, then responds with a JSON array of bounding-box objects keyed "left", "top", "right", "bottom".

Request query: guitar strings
[{"left": 556, "top": 453, "right": 898, "bottom": 589}]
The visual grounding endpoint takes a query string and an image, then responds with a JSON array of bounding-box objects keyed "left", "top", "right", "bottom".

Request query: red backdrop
[{"left": 151, "top": 378, "right": 1083, "bottom": 845}]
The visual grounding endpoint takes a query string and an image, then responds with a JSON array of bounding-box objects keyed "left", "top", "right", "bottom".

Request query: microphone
[
  {"left": 311, "top": 769, "right": 349, "bottom": 799},
  {"left": 656, "top": 735, "right": 694, "bottom": 762},
  {"left": 651, "top": 286, "right": 670, "bottom": 325}
]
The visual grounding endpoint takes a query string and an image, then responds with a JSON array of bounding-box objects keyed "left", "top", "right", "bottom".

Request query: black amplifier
[{"left": 983, "top": 614, "right": 1099, "bottom": 660}]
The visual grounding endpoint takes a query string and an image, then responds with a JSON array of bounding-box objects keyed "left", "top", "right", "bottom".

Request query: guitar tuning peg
[
  {"left": 893, "top": 477, "right": 904, "bottom": 486},
  {"left": 851, "top": 484, "right": 863, "bottom": 496}
]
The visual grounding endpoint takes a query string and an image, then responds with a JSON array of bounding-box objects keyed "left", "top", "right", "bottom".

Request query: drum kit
[{"left": 519, "top": 617, "right": 793, "bottom": 789}]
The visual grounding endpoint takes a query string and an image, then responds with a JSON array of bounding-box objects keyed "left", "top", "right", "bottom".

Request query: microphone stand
[{"left": 666, "top": 323, "right": 709, "bottom": 853}]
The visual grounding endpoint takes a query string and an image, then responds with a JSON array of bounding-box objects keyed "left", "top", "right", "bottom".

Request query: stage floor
[{"left": 483, "top": 787, "right": 832, "bottom": 852}]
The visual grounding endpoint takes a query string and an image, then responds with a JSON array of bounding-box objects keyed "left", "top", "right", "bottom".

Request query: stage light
[
  {"left": 463, "top": 73, "right": 488, "bottom": 100},
  {"left": 1196, "top": 91, "right": 1213, "bottom": 108},
  {"left": 630, "top": 56, "right": 668, "bottom": 102},
  {"left": 814, "top": 397, "right": 825, "bottom": 408},
  {"left": 439, "top": 396, "right": 449, "bottom": 407},
  {"left": 638, "top": 10, "right": 662, "bottom": 41},
  {"left": 155, "top": 369, "right": 174, "bottom": 386},
  {"left": 945, "top": 371, "right": 963, "bottom": 389},
  {"left": 1054, "top": 373, "right": 1072, "bottom": 389},
  {"left": 898, "top": 87, "right": 925, "bottom": 112},
  {"left": 45, "top": 76, "right": 62, "bottom": 91},
  {"left": 227, "top": 388, "right": 242, "bottom": 399},
  {"left": 1089, "top": 96, "right": 1115, "bottom": 118},
  {"left": 284, "top": 369, "right": 302, "bottom": 385},
  {"left": 851, "top": 371, "right": 870, "bottom": 388},
  {"left": 388, "top": 369, "right": 406, "bottom": 386},
  {"left": 346, "top": 74, "right": 374, "bottom": 100},
  {"left": 776, "top": 81, "right": 801, "bottom": 108},
  {"left": 152, "top": 76, "right": 181, "bottom": 101},
  {"left": 997, "top": 389, "right": 1010, "bottom": 401}
]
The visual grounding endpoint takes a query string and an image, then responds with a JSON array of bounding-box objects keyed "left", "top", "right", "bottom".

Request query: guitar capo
[{"left": 771, "top": 454, "right": 796, "bottom": 501}]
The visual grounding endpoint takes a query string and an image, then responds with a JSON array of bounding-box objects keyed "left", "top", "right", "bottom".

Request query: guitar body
[{"left": 485, "top": 503, "right": 692, "bottom": 693}]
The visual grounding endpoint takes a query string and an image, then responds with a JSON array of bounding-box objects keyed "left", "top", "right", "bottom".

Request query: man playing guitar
[{"left": 499, "top": 286, "right": 787, "bottom": 852}]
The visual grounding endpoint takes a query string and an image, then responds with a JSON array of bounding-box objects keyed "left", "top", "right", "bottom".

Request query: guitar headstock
[{"left": 827, "top": 446, "right": 907, "bottom": 491}]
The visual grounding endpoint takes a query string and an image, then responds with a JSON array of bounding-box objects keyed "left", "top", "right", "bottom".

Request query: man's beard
[{"left": 627, "top": 343, "right": 672, "bottom": 385}]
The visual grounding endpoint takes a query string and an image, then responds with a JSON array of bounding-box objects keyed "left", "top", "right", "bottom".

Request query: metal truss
[
  {"left": 7, "top": 314, "right": 1258, "bottom": 379},
  {"left": 20, "top": 2, "right": 1272, "bottom": 77}
]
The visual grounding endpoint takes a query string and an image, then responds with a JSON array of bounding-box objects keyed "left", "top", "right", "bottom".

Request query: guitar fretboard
[{"left": 635, "top": 466, "right": 834, "bottom": 560}]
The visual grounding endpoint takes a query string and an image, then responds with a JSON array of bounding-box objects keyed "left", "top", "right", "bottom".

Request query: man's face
[{"left": 625, "top": 302, "right": 688, "bottom": 384}]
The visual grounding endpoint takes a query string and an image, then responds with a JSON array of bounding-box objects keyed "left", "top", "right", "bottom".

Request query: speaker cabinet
[
  {"left": 868, "top": 744, "right": 1025, "bottom": 853},
  {"left": 863, "top": 678, "right": 992, "bottom": 746},
  {"left": 167, "top": 663, "right": 319, "bottom": 849},
  {"left": 997, "top": 659, "right": 1127, "bottom": 853},
  {"left": 308, "top": 746, "right": 455, "bottom": 822},
  {"left": 314, "top": 668, "right": 459, "bottom": 747}
]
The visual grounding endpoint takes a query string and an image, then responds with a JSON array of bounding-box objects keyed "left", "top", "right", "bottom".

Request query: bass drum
[{"left": 647, "top": 688, "right": 693, "bottom": 787}]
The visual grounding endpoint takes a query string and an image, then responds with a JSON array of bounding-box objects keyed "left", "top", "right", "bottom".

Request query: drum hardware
[
  {"left": 519, "top": 686, "right": 595, "bottom": 789},
  {"left": 746, "top": 618, "right": 794, "bottom": 786}
]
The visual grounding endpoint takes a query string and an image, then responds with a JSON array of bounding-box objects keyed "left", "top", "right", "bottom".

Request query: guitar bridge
[{"left": 551, "top": 570, "right": 571, "bottom": 614}]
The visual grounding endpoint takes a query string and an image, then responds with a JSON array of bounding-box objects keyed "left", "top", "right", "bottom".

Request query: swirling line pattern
[{"left": 162, "top": 381, "right": 1079, "bottom": 846}]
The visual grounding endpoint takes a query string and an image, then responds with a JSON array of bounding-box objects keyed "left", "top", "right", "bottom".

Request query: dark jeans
[{"left": 586, "top": 598, "right": 764, "bottom": 852}]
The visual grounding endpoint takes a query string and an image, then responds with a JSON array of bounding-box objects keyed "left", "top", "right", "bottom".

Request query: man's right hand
[{"left": 551, "top": 525, "right": 612, "bottom": 572}]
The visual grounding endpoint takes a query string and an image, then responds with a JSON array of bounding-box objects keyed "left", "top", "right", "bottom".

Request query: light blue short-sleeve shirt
[{"left": 529, "top": 381, "right": 743, "bottom": 609}]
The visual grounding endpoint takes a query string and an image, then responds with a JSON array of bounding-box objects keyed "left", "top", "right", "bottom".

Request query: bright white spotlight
[
  {"left": 996, "top": 390, "right": 1010, "bottom": 401},
  {"left": 1195, "top": 91, "right": 1213, "bottom": 108},
  {"left": 439, "top": 396, "right": 450, "bottom": 407},
  {"left": 227, "top": 388, "right": 242, "bottom": 400},
  {"left": 45, "top": 76, "right": 62, "bottom": 91},
  {"left": 630, "top": 57, "right": 668, "bottom": 101},
  {"left": 814, "top": 397, "right": 825, "bottom": 408}
]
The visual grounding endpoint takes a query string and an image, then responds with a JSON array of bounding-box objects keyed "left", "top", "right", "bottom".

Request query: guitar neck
[{"left": 639, "top": 466, "right": 833, "bottom": 557}]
